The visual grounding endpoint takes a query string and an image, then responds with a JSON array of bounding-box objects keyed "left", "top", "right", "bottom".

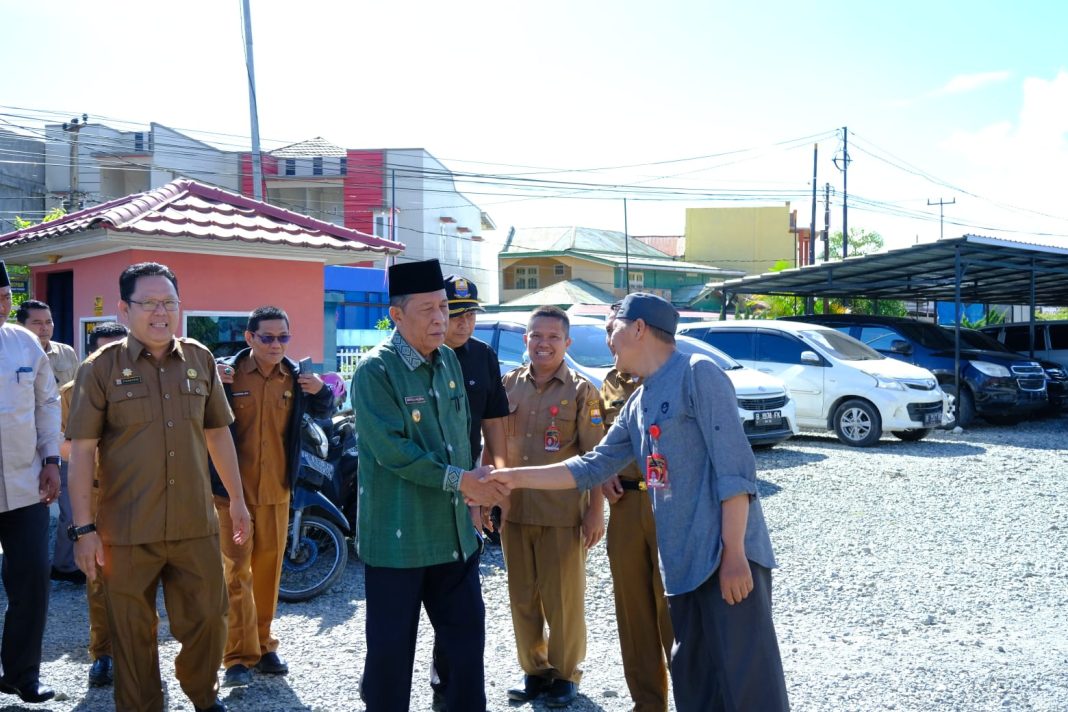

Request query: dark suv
[{"left": 782, "top": 314, "right": 1047, "bottom": 426}]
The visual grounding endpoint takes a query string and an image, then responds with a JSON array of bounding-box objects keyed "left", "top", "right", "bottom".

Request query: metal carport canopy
[{"left": 710, "top": 235, "right": 1068, "bottom": 307}]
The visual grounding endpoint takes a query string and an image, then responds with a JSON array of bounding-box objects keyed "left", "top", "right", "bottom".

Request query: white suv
[
  {"left": 678, "top": 320, "right": 950, "bottom": 447},
  {"left": 474, "top": 313, "right": 799, "bottom": 448}
]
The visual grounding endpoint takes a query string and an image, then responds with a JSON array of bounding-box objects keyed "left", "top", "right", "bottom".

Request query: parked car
[
  {"left": 979, "top": 320, "right": 1068, "bottom": 371},
  {"left": 678, "top": 320, "right": 949, "bottom": 447},
  {"left": 474, "top": 313, "right": 799, "bottom": 447},
  {"left": 782, "top": 314, "right": 1047, "bottom": 427},
  {"left": 945, "top": 326, "right": 1067, "bottom": 415}
]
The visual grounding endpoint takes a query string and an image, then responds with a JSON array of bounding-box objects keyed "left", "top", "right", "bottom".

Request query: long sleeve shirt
[
  {"left": 565, "top": 350, "right": 776, "bottom": 595},
  {"left": 352, "top": 330, "right": 477, "bottom": 568},
  {"left": 0, "top": 323, "right": 61, "bottom": 513}
]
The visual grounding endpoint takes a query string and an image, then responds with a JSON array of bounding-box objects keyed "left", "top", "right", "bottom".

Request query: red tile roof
[{"left": 0, "top": 179, "right": 404, "bottom": 255}]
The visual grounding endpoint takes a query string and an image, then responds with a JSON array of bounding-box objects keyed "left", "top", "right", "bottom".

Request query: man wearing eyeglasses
[
  {"left": 67, "top": 261, "right": 250, "bottom": 712},
  {"left": 213, "top": 305, "right": 333, "bottom": 688}
]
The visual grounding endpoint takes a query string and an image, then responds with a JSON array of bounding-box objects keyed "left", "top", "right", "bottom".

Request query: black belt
[{"left": 619, "top": 479, "right": 645, "bottom": 491}]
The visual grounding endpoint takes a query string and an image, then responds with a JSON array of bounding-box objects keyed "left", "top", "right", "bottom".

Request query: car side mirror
[
  {"left": 800, "top": 350, "right": 822, "bottom": 365},
  {"left": 890, "top": 339, "right": 912, "bottom": 355}
]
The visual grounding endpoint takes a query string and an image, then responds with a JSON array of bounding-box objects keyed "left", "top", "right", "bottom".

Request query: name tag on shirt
[
  {"left": 232, "top": 391, "right": 251, "bottom": 397},
  {"left": 404, "top": 395, "right": 427, "bottom": 405},
  {"left": 115, "top": 376, "right": 142, "bottom": 385}
]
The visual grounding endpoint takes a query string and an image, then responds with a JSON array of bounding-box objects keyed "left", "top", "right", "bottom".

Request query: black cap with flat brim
[{"left": 0, "top": 261, "right": 9, "bottom": 289}]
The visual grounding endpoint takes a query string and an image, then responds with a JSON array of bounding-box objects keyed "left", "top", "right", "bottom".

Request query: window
[
  {"left": 628, "top": 271, "right": 644, "bottom": 290},
  {"left": 313, "top": 157, "right": 323, "bottom": 176},
  {"left": 856, "top": 326, "right": 902, "bottom": 351},
  {"left": 756, "top": 333, "right": 806, "bottom": 364},
  {"left": 1003, "top": 326, "right": 1035, "bottom": 352},
  {"left": 1048, "top": 324, "right": 1068, "bottom": 350},
  {"left": 554, "top": 264, "right": 565, "bottom": 277},
  {"left": 514, "top": 266, "right": 539, "bottom": 290},
  {"left": 339, "top": 157, "right": 347, "bottom": 175},
  {"left": 375, "top": 217, "right": 386, "bottom": 238},
  {"left": 284, "top": 159, "right": 296, "bottom": 176},
  {"left": 184, "top": 312, "right": 249, "bottom": 357},
  {"left": 496, "top": 328, "right": 527, "bottom": 370},
  {"left": 700, "top": 331, "right": 755, "bottom": 361}
]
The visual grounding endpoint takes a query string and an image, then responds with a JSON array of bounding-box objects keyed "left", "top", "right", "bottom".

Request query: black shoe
[
  {"left": 50, "top": 566, "right": 87, "bottom": 585},
  {"left": 88, "top": 655, "right": 114, "bottom": 687},
  {"left": 195, "top": 698, "right": 227, "bottom": 712},
  {"left": 545, "top": 679, "right": 578, "bottom": 708},
  {"left": 222, "top": 664, "right": 251, "bottom": 688},
  {"left": 0, "top": 679, "right": 56, "bottom": 704},
  {"left": 254, "top": 651, "right": 289, "bottom": 675},
  {"left": 431, "top": 688, "right": 447, "bottom": 712},
  {"left": 506, "top": 673, "right": 552, "bottom": 702}
]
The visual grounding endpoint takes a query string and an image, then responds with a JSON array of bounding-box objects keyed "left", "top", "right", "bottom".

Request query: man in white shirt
[{"left": 0, "top": 262, "right": 62, "bottom": 704}]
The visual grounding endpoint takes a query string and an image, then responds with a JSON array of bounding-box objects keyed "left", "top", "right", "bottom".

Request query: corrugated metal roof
[
  {"left": 502, "top": 279, "right": 618, "bottom": 307},
  {"left": 635, "top": 235, "right": 685, "bottom": 257},
  {"left": 269, "top": 137, "right": 347, "bottom": 158},
  {"left": 711, "top": 235, "right": 1068, "bottom": 306},
  {"left": 507, "top": 226, "right": 671, "bottom": 258},
  {"left": 0, "top": 179, "right": 404, "bottom": 255}
]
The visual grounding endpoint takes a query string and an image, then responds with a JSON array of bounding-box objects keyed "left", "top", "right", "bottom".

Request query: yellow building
[{"left": 684, "top": 204, "right": 798, "bottom": 276}]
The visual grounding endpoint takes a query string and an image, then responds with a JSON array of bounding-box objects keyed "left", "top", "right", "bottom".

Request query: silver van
[{"left": 979, "top": 321, "right": 1068, "bottom": 370}]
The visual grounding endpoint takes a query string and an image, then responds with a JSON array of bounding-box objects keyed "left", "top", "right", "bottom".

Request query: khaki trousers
[
  {"left": 607, "top": 490, "right": 674, "bottom": 712},
  {"left": 102, "top": 536, "right": 227, "bottom": 712},
  {"left": 87, "top": 487, "right": 111, "bottom": 659},
  {"left": 501, "top": 522, "right": 586, "bottom": 683},
  {"left": 215, "top": 497, "right": 289, "bottom": 668}
]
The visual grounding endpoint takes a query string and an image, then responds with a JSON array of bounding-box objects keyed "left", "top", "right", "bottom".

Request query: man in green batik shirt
[{"left": 352, "top": 258, "right": 507, "bottom": 712}]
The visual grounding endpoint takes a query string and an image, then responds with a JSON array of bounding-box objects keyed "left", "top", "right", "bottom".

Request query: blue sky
[{"left": 3, "top": 0, "right": 1066, "bottom": 251}]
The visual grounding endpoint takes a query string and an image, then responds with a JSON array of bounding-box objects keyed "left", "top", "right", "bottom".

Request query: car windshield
[
  {"left": 948, "top": 327, "right": 1009, "bottom": 352},
  {"left": 895, "top": 321, "right": 957, "bottom": 349},
  {"left": 567, "top": 323, "right": 615, "bottom": 368},
  {"left": 676, "top": 335, "right": 741, "bottom": 370},
  {"left": 800, "top": 329, "right": 883, "bottom": 361}
]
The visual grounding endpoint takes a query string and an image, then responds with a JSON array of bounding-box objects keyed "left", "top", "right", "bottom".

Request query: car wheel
[
  {"left": 832, "top": 399, "right": 882, "bottom": 447},
  {"left": 941, "top": 383, "right": 975, "bottom": 428},
  {"left": 892, "top": 429, "right": 930, "bottom": 442}
]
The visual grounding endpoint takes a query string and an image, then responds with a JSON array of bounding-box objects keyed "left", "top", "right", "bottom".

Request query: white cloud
[{"left": 933, "top": 71, "right": 1012, "bottom": 96}]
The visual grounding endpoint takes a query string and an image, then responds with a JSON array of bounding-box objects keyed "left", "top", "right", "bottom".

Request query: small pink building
[{"left": 0, "top": 179, "right": 403, "bottom": 364}]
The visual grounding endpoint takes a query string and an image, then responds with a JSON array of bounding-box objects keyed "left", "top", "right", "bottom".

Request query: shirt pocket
[
  {"left": 552, "top": 402, "right": 579, "bottom": 444},
  {"left": 180, "top": 378, "right": 211, "bottom": 420},
  {"left": 106, "top": 383, "right": 153, "bottom": 427}
]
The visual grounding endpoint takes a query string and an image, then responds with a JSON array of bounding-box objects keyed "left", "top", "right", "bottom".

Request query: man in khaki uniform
[
  {"left": 502, "top": 305, "right": 606, "bottom": 708},
  {"left": 599, "top": 306, "right": 673, "bottom": 712},
  {"left": 213, "top": 305, "right": 333, "bottom": 688},
  {"left": 68, "top": 262, "right": 251, "bottom": 712},
  {"left": 59, "top": 321, "right": 129, "bottom": 689}
]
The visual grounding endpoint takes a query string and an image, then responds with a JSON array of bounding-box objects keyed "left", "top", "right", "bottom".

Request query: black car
[
  {"left": 946, "top": 327, "right": 1066, "bottom": 415},
  {"left": 782, "top": 314, "right": 1048, "bottom": 426}
]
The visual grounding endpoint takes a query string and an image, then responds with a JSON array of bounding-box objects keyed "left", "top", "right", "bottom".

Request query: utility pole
[
  {"left": 833, "top": 126, "right": 851, "bottom": 258},
  {"left": 823, "top": 182, "right": 831, "bottom": 313},
  {"left": 241, "top": 0, "right": 264, "bottom": 201},
  {"left": 62, "top": 114, "right": 88, "bottom": 212},
  {"left": 623, "top": 197, "right": 630, "bottom": 295},
  {"left": 927, "top": 197, "right": 956, "bottom": 240},
  {"left": 806, "top": 144, "right": 818, "bottom": 313}
]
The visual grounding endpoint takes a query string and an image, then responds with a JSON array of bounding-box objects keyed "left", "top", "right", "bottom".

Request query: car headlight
[
  {"left": 969, "top": 360, "right": 1011, "bottom": 378},
  {"left": 873, "top": 375, "right": 906, "bottom": 391}
]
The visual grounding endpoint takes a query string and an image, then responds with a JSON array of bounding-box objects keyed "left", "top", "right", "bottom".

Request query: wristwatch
[
  {"left": 43, "top": 456, "right": 61, "bottom": 467},
  {"left": 67, "top": 523, "right": 97, "bottom": 541}
]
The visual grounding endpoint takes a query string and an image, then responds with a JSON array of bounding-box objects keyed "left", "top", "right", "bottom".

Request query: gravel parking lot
[{"left": 16, "top": 414, "right": 1068, "bottom": 711}]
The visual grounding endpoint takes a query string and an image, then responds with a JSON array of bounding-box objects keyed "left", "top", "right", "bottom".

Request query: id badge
[
  {"left": 645, "top": 453, "right": 669, "bottom": 489},
  {"left": 544, "top": 424, "right": 561, "bottom": 452}
]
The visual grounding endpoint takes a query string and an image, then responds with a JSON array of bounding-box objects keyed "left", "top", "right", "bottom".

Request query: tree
[
  {"left": 829, "top": 227, "right": 884, "bottom": 259},
  {"left": 7, "top": 207, "right": 67, "bottom": 313}
]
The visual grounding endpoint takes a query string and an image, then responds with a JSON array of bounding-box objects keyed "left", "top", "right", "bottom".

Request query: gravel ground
[{"left": 10, "top": 414, "right": 1067, "bottom": 711}]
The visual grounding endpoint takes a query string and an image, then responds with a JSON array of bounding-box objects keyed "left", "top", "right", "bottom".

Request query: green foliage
[
  {"left": 13, "top": 206, "right": 65, "bottom": 230},
  {"left": 829, "top": 227, "right": 884, "bottom": 259},
  {"left": 1038, "top": 308, "right": 1068, "bottom": 321},
  {"left": 375, "top": 316, "right": 392, "bottom": 331},
  {"left": 960, "top": 310, "right": 1005, "bottom": 329}
]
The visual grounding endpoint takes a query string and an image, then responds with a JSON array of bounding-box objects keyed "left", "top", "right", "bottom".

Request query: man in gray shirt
[{"left": 487, "top": 293, "right": 788, "bottom": 712}]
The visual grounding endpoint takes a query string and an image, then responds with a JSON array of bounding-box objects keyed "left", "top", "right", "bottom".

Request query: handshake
[{"left": 459, "top": 465, "right": 516, "bottom": 507}]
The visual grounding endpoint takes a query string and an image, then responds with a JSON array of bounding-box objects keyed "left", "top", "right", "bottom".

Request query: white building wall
[
  {"left": 386, "top": 149, "right": 497, "bottom": 293},
  {"left": 150, "top": 124, "right": 239, "bottom": 192}
]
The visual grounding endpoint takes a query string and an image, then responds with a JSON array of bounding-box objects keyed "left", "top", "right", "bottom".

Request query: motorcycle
[{"left": 278, "top": 409, "right": 358, "bottom": 602}]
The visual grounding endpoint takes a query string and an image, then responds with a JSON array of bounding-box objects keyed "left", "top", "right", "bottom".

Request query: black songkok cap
[
  {"left": 616, "top": 292, "right": 679, "bottom": 334},
  {"left": 388, "top": 259, "right": 445, "bottom": 298},
  {"left": 444, "top": 274, "right": 486, "bottom": 316},
  {"left": 0, "top": 261, "right": 9, "bottom": 289}
]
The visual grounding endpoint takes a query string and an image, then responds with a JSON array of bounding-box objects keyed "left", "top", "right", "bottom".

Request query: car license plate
[
  {"left": 923, "top": 411, "right": 941, "bottom": 426},
  {"left": 754, "top": 410, "right": 782, "bottom": 427}
]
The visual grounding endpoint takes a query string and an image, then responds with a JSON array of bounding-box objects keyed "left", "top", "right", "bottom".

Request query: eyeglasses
[
  {"left": 253, "top": 333, "right": 292, "bottom": 344},
  {"left": 127, "top": 299, "right": 181, "bottom": 312}
]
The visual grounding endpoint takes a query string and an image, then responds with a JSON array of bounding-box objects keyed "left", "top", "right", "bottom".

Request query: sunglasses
[{"left": 253, "top": 333, "right": 292, "bottom": 344}]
